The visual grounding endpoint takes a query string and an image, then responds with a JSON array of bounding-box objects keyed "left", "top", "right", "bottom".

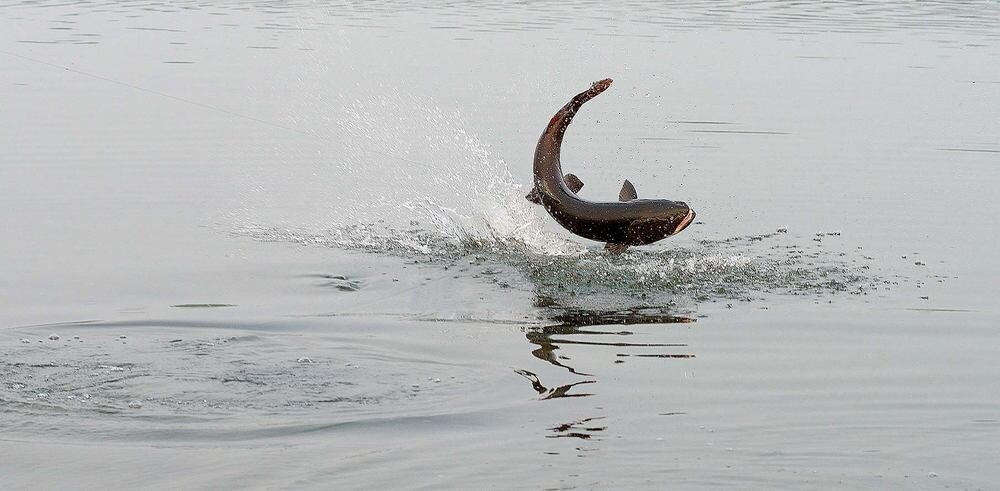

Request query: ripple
[
  {"left": 311, "top": 274, "right": 365, "bottom": 292},
  {"left": 170, "top": 303, "right": 236, "bottom": 308},
  {"left": 0, "top": 322, "right": 509, "bottom": 442}
]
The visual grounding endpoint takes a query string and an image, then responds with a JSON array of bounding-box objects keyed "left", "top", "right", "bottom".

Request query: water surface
[{"left": 2, "top": 1, "right": 1000, "bottom": 488}]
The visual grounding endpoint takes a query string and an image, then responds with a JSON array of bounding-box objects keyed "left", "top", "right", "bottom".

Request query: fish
[{"left": 526, "top": 78, "right": 696, "bottom": 253}]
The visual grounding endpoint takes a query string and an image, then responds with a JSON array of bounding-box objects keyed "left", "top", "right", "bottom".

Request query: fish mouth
[{"left": 671, "top": 209, "right": 696, "bottom": 235}]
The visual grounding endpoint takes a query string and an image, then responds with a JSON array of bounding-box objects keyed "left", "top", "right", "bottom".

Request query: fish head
[
  {"left": 667, "top": 202, "right": 696, "bottom": 236},
  {"left": 626, "top": 202, "right": 696, "bottom": 244}
]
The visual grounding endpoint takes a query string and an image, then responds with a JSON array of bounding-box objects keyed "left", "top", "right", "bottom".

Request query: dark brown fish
[{"left": 526, "top": 78, "right": 695, "bottom": 253}]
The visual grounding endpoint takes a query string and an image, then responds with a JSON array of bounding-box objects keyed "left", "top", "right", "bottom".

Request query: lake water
[{"left": 2, "top": 1, "right": 999, "bottom": 488}]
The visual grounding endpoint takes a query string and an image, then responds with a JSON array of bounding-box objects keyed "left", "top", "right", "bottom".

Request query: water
[{"left": 2, "top": 1, "right": 999, "bottom": 488}]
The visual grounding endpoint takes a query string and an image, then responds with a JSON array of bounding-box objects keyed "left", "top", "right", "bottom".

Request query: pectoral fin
[
  {"left": 526, "top": 188, "right": 543, "bottom": 205},
  {"left": 564, "top": 173, "right": 584, "bottom": 194},
  {"left": 619, "top": 179, "right": 637, "bottom": 201},
  {"left": 604, "top": 243, "right": 629, "bottom": 254}
]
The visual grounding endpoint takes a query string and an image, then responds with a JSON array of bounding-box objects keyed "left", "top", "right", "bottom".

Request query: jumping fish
[{"left": 526, "top": 78, "right": 695, "bottom": 253}]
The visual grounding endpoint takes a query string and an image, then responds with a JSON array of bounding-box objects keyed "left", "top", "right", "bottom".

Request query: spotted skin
[{"left": 527, "top": 78, "right": 695, "bottom": 250}]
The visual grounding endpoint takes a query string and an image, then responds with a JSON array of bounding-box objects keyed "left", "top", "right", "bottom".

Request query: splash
[
  {"left": 233, "top": 88, "right": 580, "bottom": 256},
  {"left": 233, "top": 89, "right": 880, "bottom": 304}
]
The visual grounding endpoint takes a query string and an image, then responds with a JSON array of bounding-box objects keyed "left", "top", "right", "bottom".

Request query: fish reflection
[
  {"left": 518, "top": 297, "right": 698, "bottom": 445},
  {"left": 515, "top": 369, "right": 595, "bottom": 400},
  {"left": 546, "top": 416, "right": 607, "bottom": 440},
  {"left": 524, "top": 296, "right": 696, "bottom": 376}
]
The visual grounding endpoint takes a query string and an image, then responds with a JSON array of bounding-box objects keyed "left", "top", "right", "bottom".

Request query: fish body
[{"left": 527, "top": 79, "right": 695, "bottom": 252}]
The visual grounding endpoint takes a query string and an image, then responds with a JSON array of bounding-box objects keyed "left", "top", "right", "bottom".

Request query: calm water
[{"left": 2, "top": 1, "right": 1000, "bottom": 488}]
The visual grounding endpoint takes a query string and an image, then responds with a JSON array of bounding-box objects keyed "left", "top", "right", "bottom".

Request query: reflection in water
[
  {"left": 524, "top": 296, "right": 696, "bottom": 376},
  {"left": 547, "top": 417, "right": 607, "bottom": 440},
  {"left": 515, "top": 369, "right": 594, "bottom": 400},
  {"left": 518, "top": 296, "right": 698, "bottom": 443}
]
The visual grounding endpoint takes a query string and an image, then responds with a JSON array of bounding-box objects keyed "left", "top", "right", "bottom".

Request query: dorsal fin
[
  {"left": 564, "top": 173, "right": 584, "bottom": 194},
  {"left": 619, "top": 180, "right": 637, "bottom": 201}
]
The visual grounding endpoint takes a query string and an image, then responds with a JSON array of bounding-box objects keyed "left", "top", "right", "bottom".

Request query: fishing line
[{"left": 0, "top": 48, "right": 431, "bottom": 165}]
